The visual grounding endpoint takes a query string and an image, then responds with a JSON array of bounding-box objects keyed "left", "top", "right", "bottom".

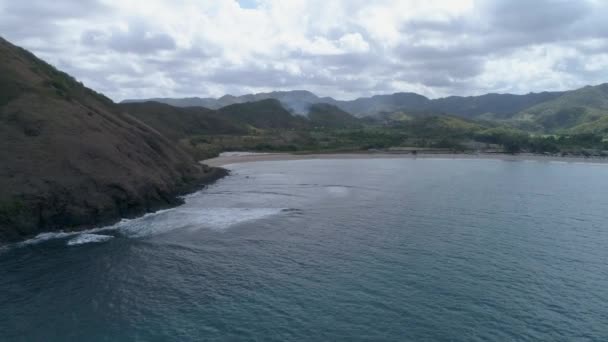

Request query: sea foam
[
  {"left": 66, "top": 234, "right": 114, "bottom": 246},
  {"left": 18, "top": 226, "right": 117, "bottom": 246},
  {"left": 120, "top": 207, "right": 286, "bottom": 237}
]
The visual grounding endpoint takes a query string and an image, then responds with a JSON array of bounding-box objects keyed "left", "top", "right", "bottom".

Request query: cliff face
[{"left": 0, "top": 37, "right": 224, "bottom": 242}]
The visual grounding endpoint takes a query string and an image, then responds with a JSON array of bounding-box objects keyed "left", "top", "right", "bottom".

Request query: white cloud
[
  {"left": 338, "top": 33, "right": 370, "bottom": 54},
  {"left": 1, "top": 0, "right": 607, "bottom": 101}
]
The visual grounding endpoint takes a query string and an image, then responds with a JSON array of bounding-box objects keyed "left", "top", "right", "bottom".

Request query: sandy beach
[{"left": 202, "top": 151, "right": 608, "bottom": 167}]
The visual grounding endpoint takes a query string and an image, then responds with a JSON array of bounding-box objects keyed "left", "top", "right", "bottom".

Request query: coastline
[
  {"left": 203, "top": 151, "right": 608, "bottom": 167},
  {"left": 67, "top": 165, "right": 230, "bottom": 235},
  {"left": 1, "top": 165, "right": 229, "bottom": 244},
  {"left": 8, "top": 151, "right": 604, "bottom": 245}
]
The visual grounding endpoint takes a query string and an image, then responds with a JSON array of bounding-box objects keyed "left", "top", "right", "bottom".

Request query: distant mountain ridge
[
  {"left": 124, "top": 84, "right": 608, "bottom": 133},
  {"left": 122, "top": 90, "right": 322, "bottom": 114},
  {"left": 119, "top": 98, "right": 357, "bottom": 138},
  {"left": 122, "top": 89, "right": 567, "bottom": 119}
]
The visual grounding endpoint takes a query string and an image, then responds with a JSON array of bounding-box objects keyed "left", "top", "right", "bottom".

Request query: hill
[
  {"left": 119, "top": 101, "right": 247, "bottom": 140},
  {"left": 119, "top": 99, "right": 313, "bottom": 158},
  {"left": 431, "top": 92, "right": 564, "bottom": 119},
  {"left": 122, "top": 96, "right": 223, "bottom": 109},
  {"left": 123, "top": 90, "right": 322, "bottom": 113},
  {"left": 307, "top": 103, "right": 361, "bottom": 128},
  {"left": 217, "top": 99, "right": 309, "bottom": 129},
  {"left": 0, "top": 37, "right": 223, "bottom": 242},
  {"left": 332, "top": 92, "right": 430, "bottom": 116},
  {"left": 514, "top": 84, "right": 608, "bottom": 132},
  {"left": 124, "top": 89, "right": 564, "bottom": 119}
]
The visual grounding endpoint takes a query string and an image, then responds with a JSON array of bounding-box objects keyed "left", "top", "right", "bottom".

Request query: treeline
[
  {"left": 473, "top": 128, "right": 608, "bottom": 155},
  {"left": 155, "top": 109, "right": 608, "bottom": 158},
  {"left": 241, "top": 126, "right": 608, "bottom": 156}
]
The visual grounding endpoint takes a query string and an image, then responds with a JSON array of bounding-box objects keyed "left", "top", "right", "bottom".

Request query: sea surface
[{"left": 1, "top": 158, "right": 608, "bottom": 341}]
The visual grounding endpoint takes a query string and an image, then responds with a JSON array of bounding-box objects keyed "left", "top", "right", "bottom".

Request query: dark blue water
[{"left": 2, "top": 158, "right": 608, "bottom": 341}]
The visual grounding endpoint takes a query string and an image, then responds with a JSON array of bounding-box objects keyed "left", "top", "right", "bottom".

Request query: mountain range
[
  {"left": 124, "top": 85, "right": 608, "bottom": 133},
  {"left": 123, "top": 89, "right": 566, "bottom": 119}
]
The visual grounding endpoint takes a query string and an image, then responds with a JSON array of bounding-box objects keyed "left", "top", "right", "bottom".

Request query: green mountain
[
  {"left": 568, "top": 115, "right": 608, "bottom": 135},
  {"left": 0, "top": 37, "right": 223, "bottom": 242},
  {"left": 218, "top": 99, "right": 309, "bottom": 129},
  {"left": 119, "top": 101, "right": 247, "bottom": 140},
  {"left": 123, "top": 90, "right": 322, "bottom": 113},
  {"left": 431, "top": 92, "right": 565, "bottom": 119},
  {"left": 308, "top": 103, "right": 361, "bottom": 128},
  {"left": 121, "top": 83, "right": 608, "bottom": 133},
  {"left": 118, "top": 99, "right": 314, "bottom": 159},
  {"left": 124, "top": 90, "right": 564, "bottom": 119},
  {"left": 514, "top": 84, "right": 608, "bottom": 132}
]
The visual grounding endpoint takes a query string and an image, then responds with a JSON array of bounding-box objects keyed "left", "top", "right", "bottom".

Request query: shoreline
[
  {"left": 66, "top": 165, "right": 231, "bottom": 235},
  {"left": 203, "top": 152, "right": 608, "bottom": 167},
  {"left": 1, "top": 166, "right": 229, "bottom": 245}
]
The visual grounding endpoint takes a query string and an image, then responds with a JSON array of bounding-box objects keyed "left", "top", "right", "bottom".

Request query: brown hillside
[{"left": 0, "top": 37, "right": 224, "bottom": 242}]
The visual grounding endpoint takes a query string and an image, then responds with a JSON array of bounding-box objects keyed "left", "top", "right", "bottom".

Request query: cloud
[
  {"left": 1, "top": 0, "right": 607, "bottom": 101},
  {"left": 486, "top": 0, "right": 590, "bottom": 32},
  {"left": 1, "top": 0, "right": 109, "bottom": 19},
  {"left": 81, "top": 21, "right": 177, "bottom": 54}
]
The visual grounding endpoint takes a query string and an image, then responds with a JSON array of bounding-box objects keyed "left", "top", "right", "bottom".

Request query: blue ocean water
[{"left": 1, "top": 158, "right": 608, "bottom": 341}]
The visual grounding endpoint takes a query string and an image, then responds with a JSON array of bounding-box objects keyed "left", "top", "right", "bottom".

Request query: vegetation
[
  {"left": 125, "top": 96, "right": 608, "bottom": 160},
  {"left": 121, "top": 82, "right": 608, "bottom": 159},
  {"left": 308, "top": 103, "right": 361, "bottom": 128}
]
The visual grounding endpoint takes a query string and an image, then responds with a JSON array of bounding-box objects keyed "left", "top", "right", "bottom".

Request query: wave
[
  {"left": 17, "top": 224, "right": 120, "bottom": 247},
  {"left": 120, "top": 207, "right": 286, "bottom": 237},
  {"left": 66, "top": 234, "right": 114, "bottom": 246},
  {"left": 18, "top": 231, "right": 76, "bottom": 246},
  {"left": 13, "top": 205, "right": 289, "bottom": 247}
]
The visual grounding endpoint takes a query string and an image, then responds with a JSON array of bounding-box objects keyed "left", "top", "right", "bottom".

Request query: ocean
[{"left": 1, "top": 158, "right": 607, "bottom": 341}]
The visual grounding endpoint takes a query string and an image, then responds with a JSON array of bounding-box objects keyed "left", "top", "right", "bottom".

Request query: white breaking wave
[
  {"left": 15, "top": 206, "right": 286, "bottom": 246},
  {"left": 119, "top": 207, "right": 286, "bottom": 237},
  {"left": 19, "top": 231, "right": 75, "bottom": 246},
  {"left": 199, "top": 207, "right": 286, "bottom": 230},
  {"left": 66, "top": 233, "right": 114, "bottom": 246},
  {"left": 18, "top": 226, "right": 118, "bottom": 247}
]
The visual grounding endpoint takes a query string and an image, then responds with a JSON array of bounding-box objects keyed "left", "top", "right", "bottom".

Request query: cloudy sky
[{"left": 2, "top": 0, "right": 608, "bottom": 101}]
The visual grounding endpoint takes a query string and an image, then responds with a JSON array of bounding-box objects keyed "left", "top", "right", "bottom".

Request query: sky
[{"left": 1, "top": 0, "right": 608, "bottom": 101}]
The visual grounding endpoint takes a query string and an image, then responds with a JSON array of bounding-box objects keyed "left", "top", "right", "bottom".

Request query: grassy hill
[
  {"left": 0, "top": 37, "right": 222, "bottom": 242},
  {"left": 431, "top": 92, "right": 564, "bottom": 119},
  {"left": 514, "top": 84, "right": 608, "bottom": 132},
  {"left": 124, "top": 93, "right": 607, "bottom": 156},
  {"left": 119, "top": 101, "right": 247, "bottom": 140},
  {"left": 308, "top": 103, "right": 361, "bottom": 128},
  {"left": 218, "top": 99, "right": 309, "bottom": 129},
  {"left": 120, "top": 99, "right": 313, "bottom": 158},
  {"left": 125, "top": 89, "right": 565, "bottom": 119},
  {"left": 568, "top": 115, "right": 608, "bottom": 135}
]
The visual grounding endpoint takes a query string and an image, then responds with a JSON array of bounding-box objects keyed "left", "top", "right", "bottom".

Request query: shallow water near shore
[{"left": 2, "top": 158, "right": 608, "bottom": 341}]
